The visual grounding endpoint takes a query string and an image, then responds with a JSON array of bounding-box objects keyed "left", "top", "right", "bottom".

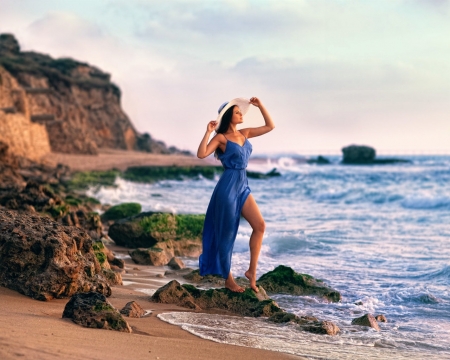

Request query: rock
[
  {"left": 183, "top": 269, "right": 227, "bottom": 287},
  {"left": 152, "top": 280, "right": 282, "bottom": 317},
  {"left": 0, "top": 208, "right": 111, "bottom": 301},
  {"left": 300, "top": 320, "right": 340, "bottom": 336},
  {"left": 307, "top": 155, "right": 331, "bottom": 165},
  {"left": 108, "top": 212, "right": 203, "bottom": 257},
  {"left": 247, "top": 168, "right": 281, "bottom": 179},
  {"left": 168, "top": 257, "right": 185, "bottom": 270},
  {"left": 342, "top": 145, "right": 410, "bottom": 165},
  {"left": 256, "top": 265, "right": 342, "bottom": 302},
  {"left": 152, "top": 280, "right": 200, "bottom": 310},
  {"left": 351, "top": 314, "right": 380, "bottom": 331},
  {"left": 101, "top": 202, "right": 142, "bottom": 221},
  {"left": 120, "top": 301, "right": 146, "bottom": 318},
  {"left": 375, "top": 314, "right": 387, "bottom": 322},
  {"left": 342, "top": 145, "right": 376, "bottom": 164},
  {"left": 130, "top": 247, "right": 172, "bottom": 266},
  {"left": 62, "top": 292, "right": 131, "bottom": 332}
]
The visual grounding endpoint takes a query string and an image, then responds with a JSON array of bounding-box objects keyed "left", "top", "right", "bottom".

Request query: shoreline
[{"left": 0, "top": 277, "right": 302, "bottom": 360}]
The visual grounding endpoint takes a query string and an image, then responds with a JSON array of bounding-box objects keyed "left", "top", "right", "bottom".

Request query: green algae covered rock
[
  {"left": 123, "top": 165, "right": 223, "bottom": 183},
  {"left": 63, "top": 292, "right": 131, "bottom": 332},
  {"left": 102, "top": 202, "right": 142, "bottom": 221},
  {"left": 108, "top": 212, "right": 204, "bottom": 252},
  {"left": 257, "top": 265, "right": 342, "bottom": 302},
  {"left": 152, "top": 280, "right": 282, "bottom": 317}
]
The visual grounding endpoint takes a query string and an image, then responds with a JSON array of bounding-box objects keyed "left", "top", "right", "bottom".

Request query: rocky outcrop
[
  {"left": 63, "top": 292, "right": 131, "bottom": 332},
  {"left": 0, "top": 180, "right": 103, "bottom": 240},
  {"left": 152, "top": 280, "right": 282, "bottom": 317},
  {"left": 351, "top": 314, "right": 380, "bottom": 331},
  {"left": 256, "top": 265, "right": 342, "bottom": 302},
  {"left": 109, "top": 212, "right": 203, "bottom": 261},
  {"left": 0, "top": 208, "right": 111, "bottom": 301},
  {"left": 375, "top": 314, "right": 387, "bottom": 322},
  {"left": 120, "top": 301, "right": 146, "bottom": 318},
  {"left": 342, "top": 145, "right": 410, "bottom": 165},
  {"left": 0, "top": 33, "right": 187, "bottom": 157},
  {"left": 268, "top": 311, "right": 340, "bottom": 335}
]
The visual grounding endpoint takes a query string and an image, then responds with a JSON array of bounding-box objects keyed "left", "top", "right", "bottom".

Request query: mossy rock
[
  {"left": 108, "top": 212, "right": 205, "bottom": 248},
  {"left": 152, "top": 280, "right": 282, "bottom": 317},
  {"left": 102, "top": 202, "right": 142, "bottom": 221},
  {"left": 257, "top": 265, "right": 342, "bottom": 302}
]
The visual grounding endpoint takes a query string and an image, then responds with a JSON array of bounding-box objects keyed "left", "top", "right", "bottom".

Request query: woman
[{"left": 197, "top": 97, "right": 275, "bottom": 293}]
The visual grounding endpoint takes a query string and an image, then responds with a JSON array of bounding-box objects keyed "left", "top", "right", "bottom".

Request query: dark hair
[{"left": 214, "top": 105, "right": 236, "bottom": 159}]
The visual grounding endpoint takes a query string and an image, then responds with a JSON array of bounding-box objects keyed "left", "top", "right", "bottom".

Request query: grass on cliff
[{"left": 139, "top": 213, "right": 205, "bottom": 240}]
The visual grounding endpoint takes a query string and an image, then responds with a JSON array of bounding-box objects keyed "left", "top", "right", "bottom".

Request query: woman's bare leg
[
  {"left": 241, "top": 194, "right": 265, "bottom": 292},
  {"left": 225, "top": 272, "right": 244, "bottom": 293}
]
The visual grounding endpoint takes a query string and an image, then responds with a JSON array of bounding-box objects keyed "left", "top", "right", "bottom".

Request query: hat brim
[{"left": 215, "top": 98, "right": 250, "bottom": 131}]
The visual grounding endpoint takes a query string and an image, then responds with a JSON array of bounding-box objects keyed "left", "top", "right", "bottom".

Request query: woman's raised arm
[
  {"left": 240, "top": 97, "right": 275, "bottom": 139},
  {"left": 197, "top": 121, "right": 222, "bottom": 159}
]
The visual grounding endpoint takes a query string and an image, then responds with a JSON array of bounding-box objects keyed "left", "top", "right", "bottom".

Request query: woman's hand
[
  {"left": 207, "top": 120, "right": 217, "bottom": 133},
  {"left": 249, "top": 97, "right": 262, "bottom": 108}
]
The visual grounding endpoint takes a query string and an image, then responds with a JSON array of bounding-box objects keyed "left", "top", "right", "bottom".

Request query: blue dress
[{"left": 199, "top": 135, "right": 252, "bottom": 279}]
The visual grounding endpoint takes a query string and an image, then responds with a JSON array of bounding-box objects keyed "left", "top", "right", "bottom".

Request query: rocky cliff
[{"left": 0, "top": 33, "right": 185, "bottom": 157}]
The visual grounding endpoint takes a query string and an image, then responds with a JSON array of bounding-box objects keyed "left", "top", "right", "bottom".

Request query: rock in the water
[
  {"left": 130, "top": 247, "right": 172, "bottom": 266},
  {"left": 152, "top": 280, "right": 282, "bottom": 317},
  {"left": 0, "top": 208, "right": 111, "bottom": 301},
  {"left": 307, "top": 155, "right": 331, "bottom": 165},
  {"left": 168, "top": 257, "right": 185, "bottom": 270},
  {"left": 268, "top": 312, "right": 318, "bottom": 324},
  {"left": 120, "top": 301, "right": 146, "bottom": 318},
  {"left": 342, "top": 145, "right": 376, "bottom": 164},
  {"left": 375, "top": 314, "right": 387, "bottom": 323},
  {"left": 300, "top": 320, "right": 340, "bottom": 336},
  {"left": 256, "top": 265, "right": 342, "bottom": 302},
  {"left": 351, "top": 314, "right": 380, "bottom": 331},
  {"left": 62, "top": 292, "right": 131, "bottom": 332}
]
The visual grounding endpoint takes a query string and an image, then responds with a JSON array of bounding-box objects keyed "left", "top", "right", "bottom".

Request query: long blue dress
[{"left": 199, "top": 135, "right": 252, "bottom": 279}]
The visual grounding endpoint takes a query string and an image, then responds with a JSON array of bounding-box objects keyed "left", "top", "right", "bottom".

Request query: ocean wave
[{"left": 401, "top": 196, "right": 450, "bottom": 210}]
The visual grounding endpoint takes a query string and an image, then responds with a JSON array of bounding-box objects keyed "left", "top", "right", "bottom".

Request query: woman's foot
[
  {"left": 225, "top": 274, "right": 245, "bottom": 293},
  {"left": 245, "top": 270, "right": 259, "bottom": 292}
]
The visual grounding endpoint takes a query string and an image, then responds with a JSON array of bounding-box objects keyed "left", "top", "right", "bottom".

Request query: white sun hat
[{"left": 215, "top": 97, "right": 250, "bottom": 131}]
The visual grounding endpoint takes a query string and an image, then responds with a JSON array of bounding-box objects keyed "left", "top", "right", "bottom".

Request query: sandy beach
[
  {"left": 0, "top": 243, "right": 303, "bottom": 360},
  {"left": 42, "top": 149, "right": 216, "bottom": 172}
]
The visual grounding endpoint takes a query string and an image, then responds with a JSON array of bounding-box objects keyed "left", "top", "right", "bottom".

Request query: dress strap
[
  {"left": 222, "top": 133, "right": 228, "bottom": 140},
  {"left": 238, "top": 130, "right": 247, "bottom": 140}
]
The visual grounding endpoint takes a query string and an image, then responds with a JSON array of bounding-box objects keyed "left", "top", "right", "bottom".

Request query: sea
[{"left": 89, "top": 154, "right": 450, "bottom": 360}]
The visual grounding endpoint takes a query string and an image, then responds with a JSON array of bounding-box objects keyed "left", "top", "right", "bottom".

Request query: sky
[{"left": 1, "top": 0, "right": 449, "bottom": 155}]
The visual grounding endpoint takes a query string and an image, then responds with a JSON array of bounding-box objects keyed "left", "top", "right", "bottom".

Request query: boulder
[
  {"left": 62, "top": 292, "right": 131, "bottom": 332},
  {"left": 268, "top": 311, "right": 340, "bottom": 336},
  {"left": 342, "top": 145, "right": 376, "bottom": 164},
  {"left": 300, "top": 320, "right": 340, "bottom": 336},
  {"left": 108, "top": 212, "right": 203, "bottom": 257},
  {"left": 375, "top": 314, "right": 387, "bottom": 323},
  {"left": 256, "top": 265, "right": 342, "bottom": 302},
  {"left": 101, "top": 202, "right": 142, "bottom": 221},
  {"left": 152, "top": 280, "right": 282, "bottom": 317},
  {"left": 0, "top": 208, "right": 111, "bottom": 301},
  {"left": 168, "top": 256, "right": 185, "bottom": 270},
  {"left": 307, "top": 155, "right": 331, "bottom": 165},
  {"left": 130, "top": 247, "right": 172, "bottom": 266},
  {"left": 120, "top": 301, "right": 146, "bottom": 318},
  {"left": 351, "top": 314, "right": 380, "bottom": 331}
]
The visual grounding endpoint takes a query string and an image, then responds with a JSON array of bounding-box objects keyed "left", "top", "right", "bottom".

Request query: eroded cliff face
[{"left": 0, "top": 34, "right": 183, "bottom": 156}]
